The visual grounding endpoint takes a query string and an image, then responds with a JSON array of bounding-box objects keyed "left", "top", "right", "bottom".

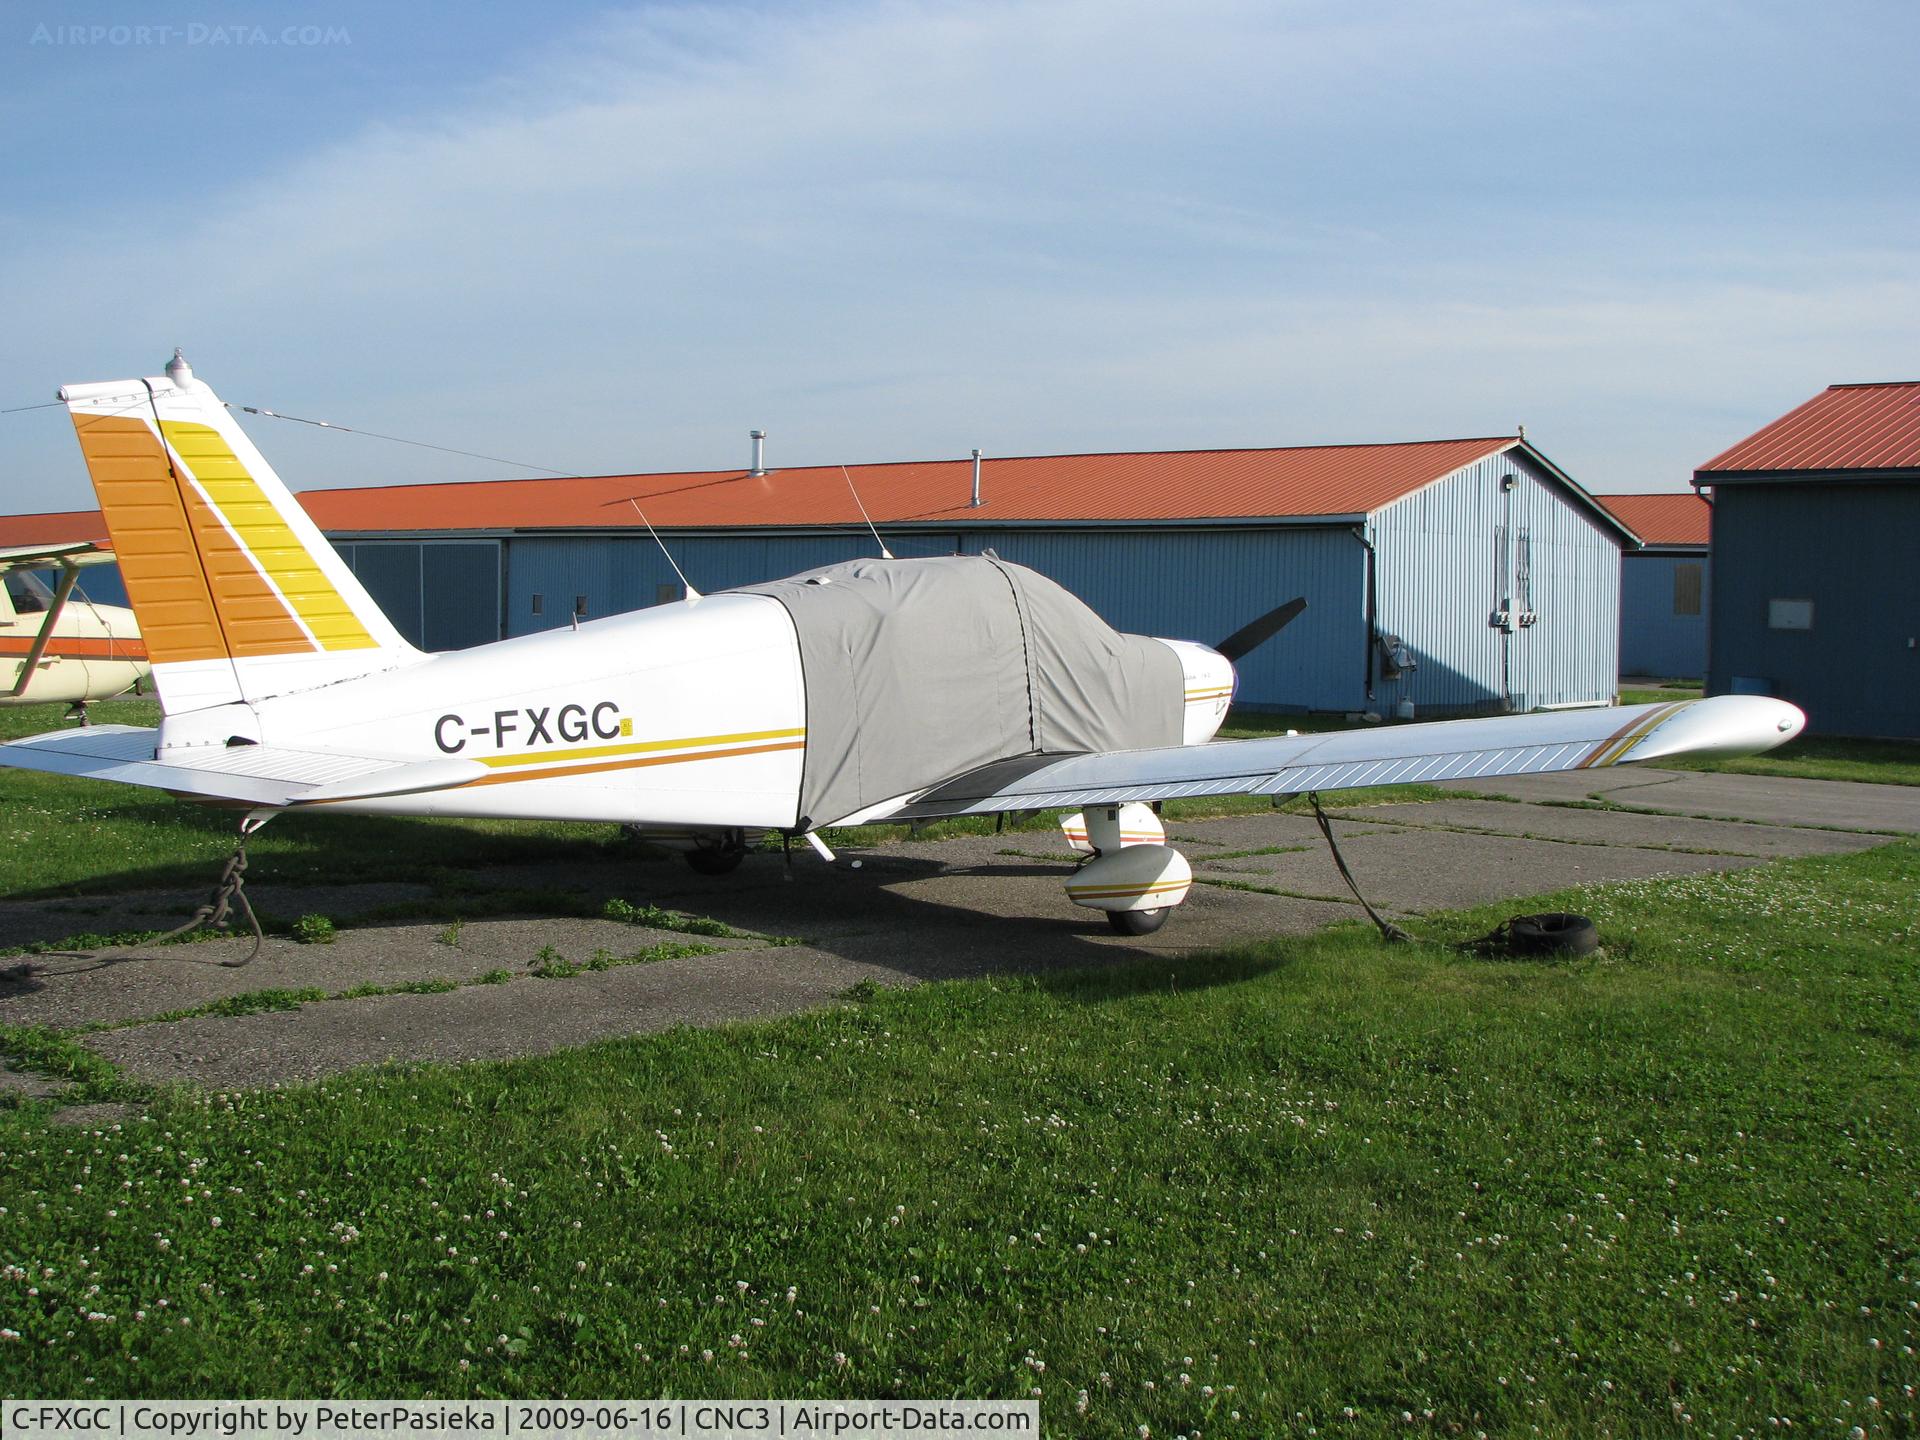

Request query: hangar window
[
  {"left": 574, "top": 595, "right": 589, "bottom": 617},
  {"left": 530, "top": 593, "right": 543, "bottom": 616},
  {"left": 1768, "top": 598, "right": 1813, "bottom": 631},
  {"left": 1672, "top": 562, "right": 1702, "bottom": 616}
]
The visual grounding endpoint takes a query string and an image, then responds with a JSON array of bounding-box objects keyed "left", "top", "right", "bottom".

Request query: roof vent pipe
[
  {"left": 749, "top": 429, "right": 767, "bottom": 477},
  {"left": 970, "top": 448, "right": 983, "bottom": 507}
]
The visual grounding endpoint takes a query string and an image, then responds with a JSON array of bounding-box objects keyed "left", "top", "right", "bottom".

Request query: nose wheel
[{"left": 1105, "top": 907, "right": 1168, "bottom": 936}]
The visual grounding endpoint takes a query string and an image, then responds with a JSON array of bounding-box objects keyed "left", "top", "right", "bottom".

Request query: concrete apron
[{"left": 0, "top": 771, "right": 1910, "bottom": 1095}]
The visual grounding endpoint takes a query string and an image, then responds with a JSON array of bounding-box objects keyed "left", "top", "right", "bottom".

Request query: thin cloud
[{"left": 3, "top": 0, "right": 1915, "bottom": 508}]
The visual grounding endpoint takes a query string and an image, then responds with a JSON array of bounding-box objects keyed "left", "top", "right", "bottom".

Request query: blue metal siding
[
  {"left": 43, "top": 562, "right": 129, "bottom": 609},
  {"left": 83, "top": 565, "right": 128, "bottom": 608},
  {"left": 333, "top": 464, "right": 1621, "bottom": 719},
  {"left": 421, "top": 543, "right": 502, "bottom": 651},
  {"left": 504, "top": 532, "right": 959, "bottom": 638},
  {"left": 504, "top": 527, "right": 1362, "bottom": 708},
  {"left": 1620, "top": 553, "right": 1708, "bottom": 679},
  {"left": 1706, "top": 482, "right": 1920, "bottom": 737},
  {"left": 956, "top": 528, "right": 1363, "bottom": 710},
  {"left": 1370, "top": 453, "right": 1621, "bottom": 714},
  {"left": 345, "top": 544, "right": 422, "bottom": 646},
  {"left": 339, "top": 541, "right": 501, "bottom": 651}
]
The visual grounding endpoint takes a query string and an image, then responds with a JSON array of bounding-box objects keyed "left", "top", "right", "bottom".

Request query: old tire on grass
[{"left": 1504, "top": 912, "right": 1599, "bottom": 957}]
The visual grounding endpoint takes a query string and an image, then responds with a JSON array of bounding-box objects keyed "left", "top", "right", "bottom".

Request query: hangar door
[{"left": 334, "top": 541, "right": 502, "bottom": 652}]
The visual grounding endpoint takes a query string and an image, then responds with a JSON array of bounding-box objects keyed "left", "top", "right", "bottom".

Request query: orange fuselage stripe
[
  {"left": 0, "top": 636, "right": 149, "bottom": 660},
  {"left": 461, "top": 739, "right": 806, "bottom": 788}
]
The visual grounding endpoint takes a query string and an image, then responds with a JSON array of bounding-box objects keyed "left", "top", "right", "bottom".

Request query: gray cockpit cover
[{"left": 736, "top": 556, "right": 1182, "bottom": 827}]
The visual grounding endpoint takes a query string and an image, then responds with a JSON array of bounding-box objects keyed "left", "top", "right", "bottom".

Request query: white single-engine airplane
[
  {"left": 0, "top": 357, "right": 1804, "bottom": 934},
  {"left": 0, "top": 540, "right": 148, "bottom": 714}
]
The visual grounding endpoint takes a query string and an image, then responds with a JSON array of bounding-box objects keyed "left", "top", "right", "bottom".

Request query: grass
[
  {"left": 1619, "top": 685, "right": 1703, "bottom": 706},
  {"left": 601, "top": 898, "right": 736, "bottom": 937},
  {"left": 1651, "top": 734, "right": 1920, "bottom": 787},
  {"left": 0, "top": 842, "right": 1912, "bottom": 1433},
  {"left": 290, "top": 915, "right": 336, "bottom": 946},
  {"left": 0, "top": 700, "right": 639, "bottom": 899}
]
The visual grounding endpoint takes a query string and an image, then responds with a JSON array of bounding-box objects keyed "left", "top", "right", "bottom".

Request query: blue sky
[{"left": 2, "top": 0, "right": 1916, "bottom": 510}]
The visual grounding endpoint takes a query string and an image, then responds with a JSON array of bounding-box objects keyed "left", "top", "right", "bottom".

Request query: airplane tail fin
[{"left": 60, "top": 357, "right": 421, "bottom": 713}]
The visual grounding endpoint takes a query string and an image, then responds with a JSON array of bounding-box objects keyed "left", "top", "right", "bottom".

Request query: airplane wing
[
  {"left": 880, "top": 696, "right": 1803, "bottom": 821},
  {"left": 0, "top": 541, "right": 116, "bottom": 570},
  {"left": 0, "top": 725, "right": 486, "bottom": 808},
  {"left": 0, "top": 697, "right": 1800, "bottom": 821}
]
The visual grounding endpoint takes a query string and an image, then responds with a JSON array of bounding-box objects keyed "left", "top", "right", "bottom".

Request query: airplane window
[{"left": 4, "top": 571, "right": 53, "bottom": 614}]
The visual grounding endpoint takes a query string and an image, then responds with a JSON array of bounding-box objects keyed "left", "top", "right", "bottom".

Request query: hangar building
[
  {"left": 1694, "top": 381, "right": 1920, "bottom": 738},
  {"left": 1597, "top": 492, "right": 1712, "bottom": 680},
  {"left": 294, "top": 436, "right": 1631, "bottom": 715},
  {"left": 3, "top": 434, "right": 1634, "bottom": 716}
]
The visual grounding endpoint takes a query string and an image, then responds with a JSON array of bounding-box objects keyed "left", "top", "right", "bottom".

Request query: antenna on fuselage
[
  {"left": 626, "top": 497, "right": 701, "bottom": 600},
  {"left": 841, "top": 466, "right": 894, "bottom": 560}
]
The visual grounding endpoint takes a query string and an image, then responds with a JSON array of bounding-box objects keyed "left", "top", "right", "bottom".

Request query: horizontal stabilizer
[
  {"left": 0, "top": 725, "right": 486, "bottom": 808},
  {"left": 883, "top": 696, "right": 1806, "bottom": 821}
]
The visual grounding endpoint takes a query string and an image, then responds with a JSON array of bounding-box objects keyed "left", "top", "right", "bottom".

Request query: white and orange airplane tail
[{"left": 61, "top": 355, "right": 420, "bottom": 712}]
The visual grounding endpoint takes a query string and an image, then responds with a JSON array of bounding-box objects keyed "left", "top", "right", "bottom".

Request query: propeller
[{"left": 1214, "top": 596, "right": 1307, "bottom": 663}]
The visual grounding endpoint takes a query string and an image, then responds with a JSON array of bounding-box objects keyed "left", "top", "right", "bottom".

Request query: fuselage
[
  {"left": 0, "top": 573, "right": 147, "bottom": 707},
  {"left": 153, "top": 592, "right": 1237, "bottom": 830}
]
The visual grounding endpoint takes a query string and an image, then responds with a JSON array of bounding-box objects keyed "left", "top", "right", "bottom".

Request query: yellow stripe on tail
[{"left": 62, "top": 360, "right": 419, "bottom": 711}]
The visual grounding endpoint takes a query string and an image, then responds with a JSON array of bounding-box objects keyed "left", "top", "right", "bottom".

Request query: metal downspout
[{"left": 1354, "top": 525, "right": 1377, "bottom": 704}]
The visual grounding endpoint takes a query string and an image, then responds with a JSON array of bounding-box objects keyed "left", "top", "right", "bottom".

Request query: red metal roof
[
  {"left": 0, "top": 509, "right": 109, "bottom": 547},
  {"left": 1595, "top": 492, "right": 1711, "bottom": 547},
  {"left": 295, "top": 438, "right": 1521, "bottom": 533},
  {"left": 1698, "top": 381, "right": 1920, "bottom": 477}
]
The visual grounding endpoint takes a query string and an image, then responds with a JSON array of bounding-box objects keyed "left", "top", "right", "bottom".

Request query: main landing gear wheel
[
  {"left": 1106, "top": 907, "right": 1168, "bottom": 936},
  {"left": 685, "top": 845, "right": 747, "bottom": 876}
]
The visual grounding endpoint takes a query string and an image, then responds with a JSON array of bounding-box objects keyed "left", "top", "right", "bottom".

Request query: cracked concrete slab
[
  {"left": 1, "top": 1060, "right": 66, "bottom": 1103},
  {"left": 0, "top": 915, "right": 766, "bottom": 1033},
  {"left": 1188, "top": 824, "right": 1757, "bottom": 914},
  {"left": 81, "top": 877, "right": 1358, "bottom": 1090},
  {"left": 0, "top": 769, "right": 1900, "bottom": 1091},
  {"left": 1355, "top": 799, "right": 1887, "bottom": 857},
  {"left": 0, "top": 881, "right": 446, "bottom": 953},
  {"left": 1449, "top": 770, "right": 1919, "bottom": 833}
]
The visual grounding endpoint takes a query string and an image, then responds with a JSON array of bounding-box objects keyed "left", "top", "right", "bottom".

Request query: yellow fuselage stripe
[
  {"left": 479, "top": 726, "right": 807, "bottom": 770},
  {"left": 464, "top": 739, "right": 806, "bottom": 788}
]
